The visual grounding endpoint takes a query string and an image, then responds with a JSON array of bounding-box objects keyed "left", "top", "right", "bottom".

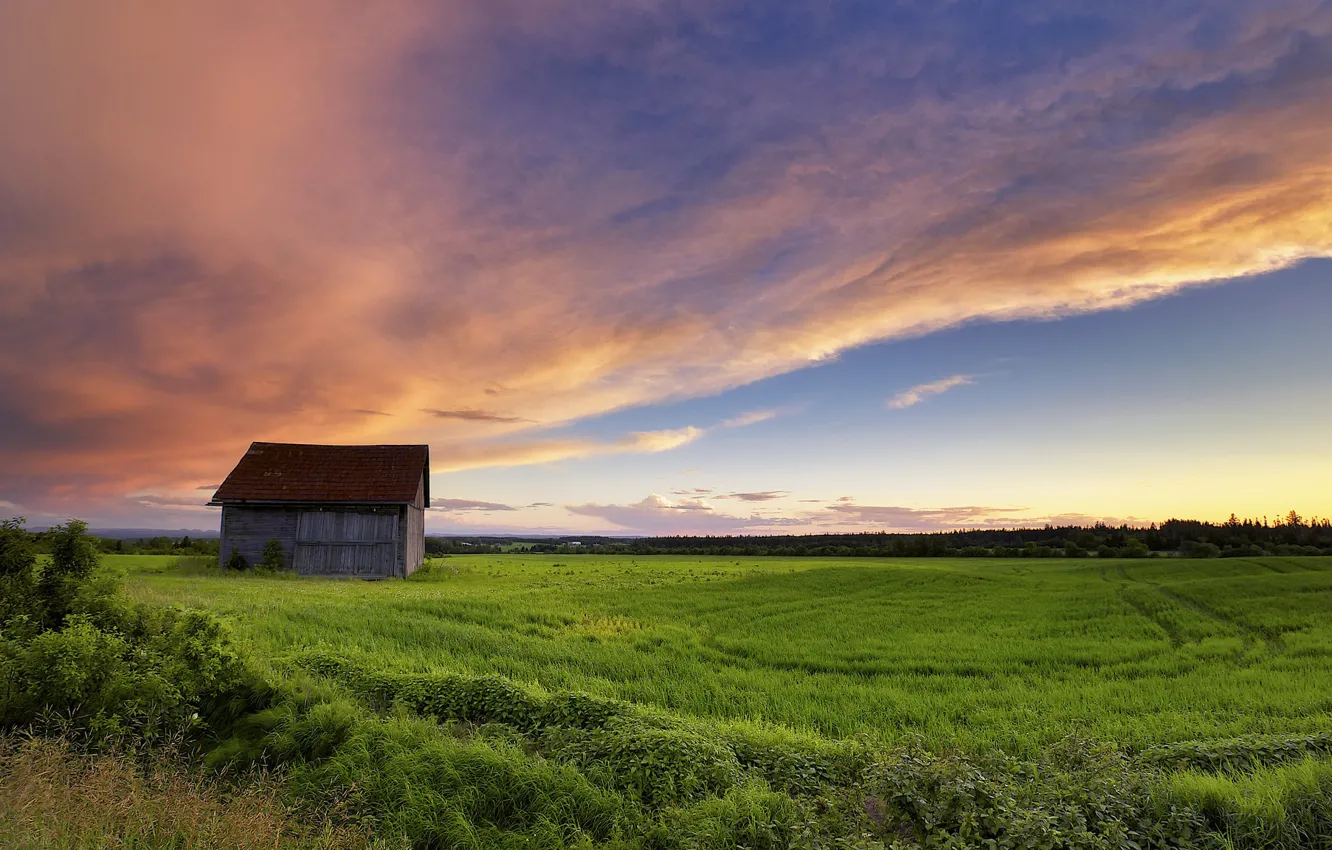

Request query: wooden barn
[{"left": 209, "top": 442, "right": 429, "bottom": 578}]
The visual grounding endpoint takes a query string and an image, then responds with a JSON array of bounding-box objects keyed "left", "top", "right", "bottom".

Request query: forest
[{"left": 430, "top": 511, "right": 1332, "bottom": 558}]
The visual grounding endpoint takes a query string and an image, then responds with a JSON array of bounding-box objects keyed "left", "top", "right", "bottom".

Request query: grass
[
  {"left": 0, "top": 734, "right": 389, "bottom": 850},
  {"left": 1166, "top": 756, "right": 1332, "bottom": 846},
  {"left": 115, "top": 553, "right": 1332, "bottom": 755},
  {"left": 8, "top": 552, "right": 1328, "bottom": 848}
]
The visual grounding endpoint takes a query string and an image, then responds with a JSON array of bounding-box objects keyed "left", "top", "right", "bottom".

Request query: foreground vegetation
[
  {"left": 0, "top": 734, "right": 385, "bottom": 850},
  {"left": 5, "top": 521, "right": 1331, "bottom": 848}
]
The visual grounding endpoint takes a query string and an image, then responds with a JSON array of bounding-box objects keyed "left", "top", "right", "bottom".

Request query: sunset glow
[{"left": 1, "top": 1, "right": 1330, "bottom": 534}]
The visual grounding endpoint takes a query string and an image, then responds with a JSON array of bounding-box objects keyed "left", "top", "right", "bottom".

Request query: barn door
[{"left": 295, "top": 512, "right": 398, "bottom": 577}]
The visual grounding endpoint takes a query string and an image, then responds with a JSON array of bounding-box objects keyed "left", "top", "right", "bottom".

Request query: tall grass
[
  {"left": 0, "top": 734, "right": 390, "bottom": 849},
  {"left": 121, "top": 554, "right": 1332, "bottom": 754},
  {"left": 1165, "top": 756, "right": 1332, "bottom": 848}
]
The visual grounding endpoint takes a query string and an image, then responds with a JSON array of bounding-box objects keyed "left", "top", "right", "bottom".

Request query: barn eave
[{"left": 207, "top": 498, "right": 414, "bottom": 507}]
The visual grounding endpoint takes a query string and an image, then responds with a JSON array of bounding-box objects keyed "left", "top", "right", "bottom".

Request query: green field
[
  {"left": 2, "top": 550, "right": 1326, "bottom": 848},
  {"left": 120, "top": 553, "right": 1332, "bottom": 754}
]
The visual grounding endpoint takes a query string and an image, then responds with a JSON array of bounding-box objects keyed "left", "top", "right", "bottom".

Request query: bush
[
  {"left": 225, "top": 551, "right": 250, "bottom": 571},
  {"left": 0, "top": 518, "right": 37, "bottom": 627},
  {"left": 1122, "top": 540, "right": 1151, "bottom": 558},
  {"left": 257, "top": 539, "right": 287, "bottom": 573},
  {"left": 1180, "top": 540, "right": 1222, "bottom": 559},
  {"left": 38, "top": 520, "right": 101, "bottom": 629},
  {"left": 849, "top": 739, "right": 1212, "bottom": 850},
  {"left": 0, "top": 608, "right": 250, "bottom": 744},
  {"left": 1222, "top": 543, "right": 1267, "bottom": 558},
  {"left": 542, "top": 723, "right": 743, "bottom": 805},
  {"left": 0, "top": 518, "right": 251, "bottom": 746}
]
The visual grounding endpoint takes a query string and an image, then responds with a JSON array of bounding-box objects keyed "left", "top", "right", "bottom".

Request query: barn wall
[
  {"left": 219, "top": 505, "right": 300, "bottom": 569},
  {"left": 294, "top": 509, "right": 399, "bottom": 578},
  {"left": 220, "top": 504, "right": 406, "bottom": 577},
  {"left": 404, "top": 475, "right": 425, "bottom": 576}
]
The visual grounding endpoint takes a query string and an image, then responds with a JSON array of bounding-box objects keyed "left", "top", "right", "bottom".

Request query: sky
[{"left": 0, "top": 1, "right": 1329, "bottom": 535}]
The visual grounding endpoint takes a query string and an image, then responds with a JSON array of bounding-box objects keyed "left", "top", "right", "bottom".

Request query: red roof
[{"left": 210, "top": 442, "right": 429, "bottom": 505}]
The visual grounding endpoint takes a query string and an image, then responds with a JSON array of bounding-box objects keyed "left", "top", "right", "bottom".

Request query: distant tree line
[
  {"left": 24, "top": 531, "right": 221, "bottom": 557},
  {"left": 424, "top": 537, "right": 506, "bottom": 555},
  {"left": 427, "top": 511, "right": 1332, "bottom": 559}
]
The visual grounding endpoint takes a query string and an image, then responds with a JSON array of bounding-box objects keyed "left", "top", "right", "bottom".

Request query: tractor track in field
[
  {"left": 1117, "top": 588, "right": 1185, "bottom": 648},
  {"left": 1152, "top": 584, "right": 1285, "bottom": 654},
  {"left": 1116, "top": 564, "right": 1286, "bottom": 655},
  {"left": 1108, "top": 563, "right": 1188, "bottom": 648}
]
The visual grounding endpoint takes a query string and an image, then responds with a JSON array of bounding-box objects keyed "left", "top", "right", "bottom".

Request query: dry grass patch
[
  {"left": 0, "top": 735, "right": 394, "bottom": 850},
  {"left": 568, "top": 614, "right": 640, "bottom": 640}
]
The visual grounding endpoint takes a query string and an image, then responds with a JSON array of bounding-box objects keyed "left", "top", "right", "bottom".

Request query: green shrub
[
  {"left": 0, "top": 518, "right": 37, "bottom": 628},
  {"left": 1180, "top": 540, "right": 1222, "bottom": 559},
  {"left": 225, "top": 551, "right": 250, "bottom": 571},
  {"left": 293, "top": 655, "right": 549, "bottom": 731},
  {"left": 38, "top": 520, "right": 101, "bottom": 629},
  {"left": 0, "top": 607, "right": 251, "bottom": 744},
  {"left": 257, "top": 539, "right": 287, "bottom": 573},
  {"left": 725, "top": 733, "right": 863, "bottom": 797},
  {"left": 1123, "top": 539, "right": 1151, "bottom": 557},
  {"left": 541, "top": 723, "right": 743, "bottom": 805},
  {"left": 0, "top": 519, "right": 252, "bottom": 747},
  {"left": 845, "top": 738, "right": 1215, "bottom": 850},
  {"left": 541, "top": 690, "right": 634, "bottom": 729},
  {"left": 207, "top": 689, "right": 627, "bottom": 849}
]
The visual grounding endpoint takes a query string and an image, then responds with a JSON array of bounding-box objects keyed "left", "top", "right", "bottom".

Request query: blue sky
[
  {"left": 434, "top": 260, "right": 1331, "bottom": 533},
  {"left": 0, "top": 1, "right": 1329, "bottom": 533}
]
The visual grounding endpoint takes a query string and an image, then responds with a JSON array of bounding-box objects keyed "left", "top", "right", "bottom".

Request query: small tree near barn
[{"left": 258, "top": 538, "right": 286, "bottom": 572}]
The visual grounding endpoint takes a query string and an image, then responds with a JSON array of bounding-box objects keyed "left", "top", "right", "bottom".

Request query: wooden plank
[
  {"left": 405, "top": 504, "right": 424, "bottom": 576},
  {"left": 225, "top": 505, "right": 406, "bottom": 578},
  {"left": 220, "top": 506, "right": 300, "bottom": 568},
  {"left": 294, "top": 543, "right": 325, "bottom": 575},
  {"left": 296, "top": 510, "right": 396, "bottom": 544}
]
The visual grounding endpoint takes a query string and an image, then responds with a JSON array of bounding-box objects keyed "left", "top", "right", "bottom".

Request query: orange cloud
[{"left": 428, "top": 425, "right": 706, "bottom": 473}]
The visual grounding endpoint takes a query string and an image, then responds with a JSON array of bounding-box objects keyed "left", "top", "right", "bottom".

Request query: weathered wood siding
[
  {"left": 221, "top": 504, "right": 409, "bottom": 577},
  {"left": 293, "top": 541, "right": 396, "bottom": 576},
  {"left": 295, "top": 508, "right": 398, "bottom": 577},
  {"left": 219, "top": 505, "right": 300, "bottom": 569},
  {"left": 219, "top": 469, "right": 425, "bottom": 578},
  {"left": 297, "top": 511, "right": 397, "bottom": 542},
  {"left": 403, "top": 475, "right": 426, "bottom": 576}
]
